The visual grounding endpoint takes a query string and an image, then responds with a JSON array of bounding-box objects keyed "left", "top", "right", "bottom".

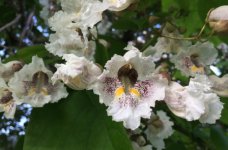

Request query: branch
[{"left": 0, "top": 14, "right": 22, "bottom": 32}]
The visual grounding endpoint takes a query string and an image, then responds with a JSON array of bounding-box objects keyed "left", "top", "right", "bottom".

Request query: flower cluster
[
  {"left": 0, "top": 56, "right": 68, "bottom": 119},
  {"left": 2, "top": 1, "right": 227, "bottom": 149}
]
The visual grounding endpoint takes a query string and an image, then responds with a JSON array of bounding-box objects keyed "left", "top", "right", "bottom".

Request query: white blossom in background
[
  {"left": 0, "top": 78, "right": 18, "bottom": 119},
  {"left": 104, "top": 0, "right": 135, "bottom": 11},
  {"left": 132, "top": 142, "right": 152, "bottom": 150},
  {"left": 143, "top": 24, "right": 191, "bottom": 61},
  {"left": 208, "top": 5, "right": 228, "bottom": 34},
  {"left": 45, "top": 28, "right": 96, "bottom": 60},
  {"left": 171, "top": 42, "right": 218, "bottom": 76},
  {"left": 60, "top": 0, "right": 107, "bottom": 27},
  {"left": 0, "top": 59, "right": 23, "bottom": 82},
  {"left": 8, "top": 56, "right": 68, "bottom": 107},
  {"left": 165, "top": 75, "right": 223, "bottom": 123},
  {"left": 189, "top": 75, "right": 223, "bottom": 124},
  {"left": 209, "top": 74, "right": 228, "bottom": 97},
  {"left": 52, "top": 54, "right": 102, "bottom": 90},
  {"left": 93, "top": 44, "right": 168, "bottom": 130},
  {"left": 145, "top": 111, "right": 174, "bottom": 150},
  {"left": 45, "top": 0, "right": 105, "bottom": 59}
]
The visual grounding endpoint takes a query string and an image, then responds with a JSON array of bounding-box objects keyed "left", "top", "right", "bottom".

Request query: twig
[
  {"left": 20, "top": 11, "right": 34, "bottom": 41},
  {"left": 160, "top": 8, "right": 215, "bottom": 41},
  {"left": 0, "top": 14, "right": 22, "bottom": 32}
]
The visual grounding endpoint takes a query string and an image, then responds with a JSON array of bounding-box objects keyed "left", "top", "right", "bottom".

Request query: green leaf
[
  {"left": 3, "top": 45, "right": 60, "bottom": 65},
  {"left": 95, "top": 41, "right": 109, "bottom": 66},
  {"left": 210, "top": 125, "right": 228, "bottom": 150},
  {"left": 162, "top": 0, "right": 203, "bottom": 35},
  {"left": 23, "top": 90, "right": 133, "bottom": 150},
  {"left": 220, "top": 97, "right": 228, "bottom": 125}
]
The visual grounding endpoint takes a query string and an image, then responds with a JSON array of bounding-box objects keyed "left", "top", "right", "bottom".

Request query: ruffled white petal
[
  {"left": 199, "top": 93, "right": 223, "bottom": 124},
  {"left": 165, "top": 81, "right": 205, "bottom": 121},
  {"left": 108, "top": 100, "right": 151, "bottom": 130},
  {"left": 145, "top": 111, "right": 174, "bottom": 150}
]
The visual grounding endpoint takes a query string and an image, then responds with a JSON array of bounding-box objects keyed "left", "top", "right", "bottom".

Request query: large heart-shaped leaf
[{"left": 23, "top": 90, "right": 133, "bottom": 150}]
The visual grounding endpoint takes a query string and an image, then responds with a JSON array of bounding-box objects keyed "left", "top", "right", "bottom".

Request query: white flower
[
  {"left": 165, "top": 75, "right": 223, "bottom": 123},
  {"left": 209, "top": 74, "right": 228, "bottom": 97},
  {"left": 171, "top": 42, "right": 218, "bottom": 76},
  {"left": 145, "top": 111, "right": 174, "bottom": 150},
  {"left": 132, "top": 142, "right": 152, "bottom": 150},
  {"left": 104, "top": 0, "right": 135, "bottom": 11},
  {"left": 143, "top": 24, "right": 191, "bottom": 61},
  {"left": 0, "top": 59, "right": 23, "bottom": 82},
  {"left": 165, "top": 81, "right": 205, "bottom": 121},
  {"left": 8, "top": 56, "right": 68, "bottom": 107},
  {"left": 93, "top": 44, "right": 168, "bottom": 130},
  {"left": 0, "top": 78, "right": 17, "bottom": 119},
  {"left": 52, "top": 54, "right": 102, "bottom": 90},
  {"left": 45, "top": 28, "right": 96, "bottom": 60},
  {"left": 189, "top": 75, "right": 223, "bottom": 124},
  {"left": 52, "top": 0, "right": 108, "bottom": 29},
  {"left": 209, "top": 5, "right": 228, "bottom": 35}
]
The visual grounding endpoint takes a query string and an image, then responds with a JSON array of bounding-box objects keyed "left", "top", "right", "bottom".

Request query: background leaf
[{"left": 23, "top": 90, "right": 133, "bottom": 150}]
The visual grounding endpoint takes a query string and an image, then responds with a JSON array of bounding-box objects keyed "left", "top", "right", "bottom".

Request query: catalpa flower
[
  {"left": 165, "top": 75, "right": 223, "bottom": 123},
  {"left": 143, "top": 24, "right": 191, "bottom": 61},
  {"left": 0, "top": 59, "right": 23, "bottom": 82},
  {"left": 8, "top": 56, "right": 68, "bottom": 107},
  {"left": 93, "top": 45, "right": 168, "bottom": 130},
  {"left": 52, "top": 54, "right": 102, "bottom": 90},
  {"left": 189, "top": 75, "right": 223, "bottom": 124},
  {"left": 171, "top": 42, "right": 218, "bottom": 76},
  {"left": 45, "top": 28, "right": 96, "bottom": 60},
  {"left": 52, "top": 0, "right": 108, "bottom": 29},
  {"left": 145, "top": 111, "right": 174, "bottom": 150},
  {"left": 0, "top": 78, "right": 18, "bottom": 119}
]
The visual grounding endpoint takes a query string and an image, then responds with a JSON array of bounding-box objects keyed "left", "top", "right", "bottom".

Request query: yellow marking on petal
[
  {"left": 41, "top": 88, "right": 49, "bottom": 96},
  {"left": 27, "top": 88, "right": 36, "bottom": 96},
  {"left": 115, "top": 86, "right": 125, "bottom": 97},
  {"left": 190, "top": 65, "right": 204, "bottom": 73},
  {"left": 129, "top": 88, "right": 141, "bottom": 97}
]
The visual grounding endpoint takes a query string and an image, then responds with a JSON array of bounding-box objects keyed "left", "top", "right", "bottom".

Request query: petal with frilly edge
[
  {"left": 199, "top": 93, "right": 223, "bottom": 124},
  {"left": 8, "top": 56, "right": 68, "bottom": 107},
  {"left": 93, "top": 44, "right": 167, "bottom": 130},
  {"left": 165, "top": 81, "right": 205, "bottom": 121},
  {"left": 145, "top": 111, "right": 174, "bottom": 150}
]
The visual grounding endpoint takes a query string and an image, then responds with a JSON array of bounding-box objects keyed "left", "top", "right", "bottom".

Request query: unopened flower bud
[
  {"left": 52, "top": 54, "right": 102, "bottom": 90},
  {"left": 209, "top": 75, "right": 228, "bottom": 97},
  {"left": 208, "top": 6, "right": 228, "bottom": 35}
]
